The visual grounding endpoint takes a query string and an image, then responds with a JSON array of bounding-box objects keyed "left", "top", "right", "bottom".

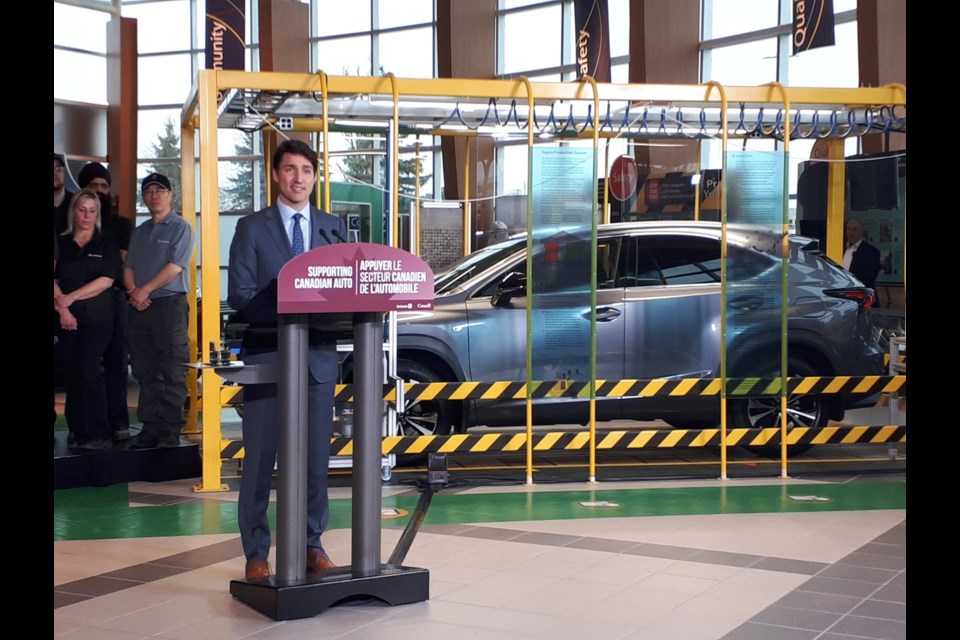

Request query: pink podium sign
[{"left": 277, "top": 243, "right": 435, "bottom": 313}]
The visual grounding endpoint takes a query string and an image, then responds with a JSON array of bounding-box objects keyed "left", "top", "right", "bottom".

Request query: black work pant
[
  {"left": 127, "top": 294, "right": 189, "bottom": 437},
  {"left": 60, "top": 319, "right": 113, "bottom": 444},
  {"left": 104, "top": 288, "right": 130, "bottom": 431}
]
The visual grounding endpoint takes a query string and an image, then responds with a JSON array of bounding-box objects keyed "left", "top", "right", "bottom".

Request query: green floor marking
[{"left": 55, "top": 481, "right": 905, "bottom": 542}]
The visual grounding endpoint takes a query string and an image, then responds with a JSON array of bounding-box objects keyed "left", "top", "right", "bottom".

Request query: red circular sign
[{"left": 609, "top": 155, "right": 638, "bottom": 201}]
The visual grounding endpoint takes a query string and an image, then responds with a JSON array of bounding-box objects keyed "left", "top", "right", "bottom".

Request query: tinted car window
[
  {"left": 624, "top": 235, "right": 721, "bottom": 286},
  {"left": 728, "top": 242, "right": 779, "bottom": 280},
  {"left": 436, "top": 238, "right": 525, "bottom": 295},
  {"left": 472, "top": 236, "right": 626, "bottom": 298}
]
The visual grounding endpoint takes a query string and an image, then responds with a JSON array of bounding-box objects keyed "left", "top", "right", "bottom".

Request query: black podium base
[{"left": 229, "top": 565, "right": 429, "bottom": 620}]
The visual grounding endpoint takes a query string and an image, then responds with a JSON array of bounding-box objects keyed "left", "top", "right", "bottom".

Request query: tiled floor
[{"left": 54, "top": 471, "right": 906, "bottom": 640}]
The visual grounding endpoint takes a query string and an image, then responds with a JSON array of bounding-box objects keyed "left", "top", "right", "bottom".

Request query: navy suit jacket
[
  {"left": 849, "top": 240, "right": 881, "bottom": 289},
  {"left": 228, "top": 204, "right": 348, "bottom": 382}
]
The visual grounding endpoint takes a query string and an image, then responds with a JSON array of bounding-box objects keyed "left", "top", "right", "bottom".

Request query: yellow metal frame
[{"left": 179, "top": 70, "right": 906, "bottom": 492}]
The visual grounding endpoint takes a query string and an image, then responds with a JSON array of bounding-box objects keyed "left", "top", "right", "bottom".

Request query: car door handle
[
  {"left": 728, "top": 295, "right": 765, "bottom": 310},
  {"left": 590, "top": 307, "right": 622, "bottom": 322}
]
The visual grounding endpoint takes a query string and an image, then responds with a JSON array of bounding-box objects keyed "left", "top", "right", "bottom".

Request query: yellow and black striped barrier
[
  {"left": 207, "top": 374, "right": 907, "bottom": 409},
  {"left": 219, "top": 424, "right": 906, "bottom": 460},
  {"left": 332, "top": 374, "right": 906, "bottom": 403}
]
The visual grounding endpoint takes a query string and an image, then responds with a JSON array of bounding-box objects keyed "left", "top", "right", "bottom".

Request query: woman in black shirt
[{"left": 54, "top": 190, "right": 122, "bottom": 450}]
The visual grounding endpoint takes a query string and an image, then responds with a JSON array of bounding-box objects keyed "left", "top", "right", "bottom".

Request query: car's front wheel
[
  {"left": 395, "top": 358, "right": 459, "bottom": 437},
  {"left": 728, "top": 358, "right": 831, "bottom": 458}
]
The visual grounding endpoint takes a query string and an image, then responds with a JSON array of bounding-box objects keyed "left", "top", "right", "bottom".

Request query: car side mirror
[{"left": 491, "top": 271, "right": 526, "bottom": 307}]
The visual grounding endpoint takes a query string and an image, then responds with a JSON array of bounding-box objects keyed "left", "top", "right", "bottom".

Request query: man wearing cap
[
  {"left": 77, "top": 162, "right": 135, "bottom": 441},
  {"left": 77, "top": 163, "right": 133, "bottom": 258},
  {"left": 124, "top": 173, "right": 195, "bottom": 449}
]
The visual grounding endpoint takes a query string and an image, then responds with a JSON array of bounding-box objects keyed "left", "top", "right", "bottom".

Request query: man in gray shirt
[{"left": 124, "top": 173, "right": 195, "bottom": 449}]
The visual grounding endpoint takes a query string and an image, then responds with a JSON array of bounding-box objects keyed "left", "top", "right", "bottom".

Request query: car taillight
[{"left": 824, "top": 287, "right": 875, "bottom": 312}]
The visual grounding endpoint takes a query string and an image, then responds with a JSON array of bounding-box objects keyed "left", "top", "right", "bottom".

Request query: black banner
[
  {"left": 206, "top": 0, "right": 246, "bottom": 83},
  {"left": 573, "top": 0, "right": 611, "bottom": 82},
  {"left": 793, "top": 0, "right": 836, "bottom": 54}
]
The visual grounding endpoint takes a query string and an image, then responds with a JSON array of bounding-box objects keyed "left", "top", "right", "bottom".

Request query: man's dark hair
[{"left": 272, "top": 139, "right": 319, "bottom": 173}]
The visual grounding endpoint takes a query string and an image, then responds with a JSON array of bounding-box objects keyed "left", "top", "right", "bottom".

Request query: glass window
[
  {"left": 525, "top": 71, "right": 563, "bottom": 82},
  {"left": 703, "top": 38, "right": 777, "bottom": 85},
  {"left": 501, "top": 4, "right": 562, "bottom": 75},
  {"left": 138, "top": 109, "right": 182, "bottom": 159},
  {"left": 122, "top": 0, "right": 192, "bottom": 54},
  {"left": 786, "top": 21, "right": 858, "bottom": 87},
  {"left": 220, "top": 159, "right": 265, "bottom": 213},
  {"left": 316, "top": 35, "right": 372, "bottom": 75},
  {"left": 379, "top": 27, "right": 434, "bottom": 78},
  {"left": 315, "top": 1, "right": 371, "bottom": 37},
  {"left": 54, "top": 3, "right": 109, "bottom": 53},
  {"left": 608, "top": 0, "right": 629, "bottom": 58},
  {"left": 703, "top": 0, "right": 780, "bottom": 40},
  {"left": 502, "top": 0, "right": 548, "bottom": 9},
  {"left": 379, "top": 0, "right": 433, "bottom": 29},
  {"left": 138, "top": 54, "right": 194, "bottom": 106},
  {"left": 54, "top": 49, "right": 107, "bottom": 105},
  {"left": 499, "top": 144, "right": 529, "bottom": 196},
  {"left": 610, "top": 62, "right": 628, "bottom": 83}
]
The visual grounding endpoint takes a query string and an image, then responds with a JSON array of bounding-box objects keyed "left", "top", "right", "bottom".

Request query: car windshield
[{"left": 434, "top": 237, "right": 526, "bottom": 295}]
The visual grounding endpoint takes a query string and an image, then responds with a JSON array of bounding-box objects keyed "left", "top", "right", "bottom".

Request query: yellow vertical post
[
  {"left": 824, "top": 137, "right": 846, "bottom": 264},
  {"left": 703, "top": 81, "right": 729, "bottom": 481},
  {"left": 602, "top": 138, "right": 610, "bottom": 225},
  {"left": 519, "top": 76, "right": 535, "bottom": 487},
  {"left": 766, "top": 81, "right": 791, "bottom": 480},
  {"left": 694, "top": 140, "right": 702, "bottom": 221},
  {"left": 581, "top": 74, "right": 601, "bottom": 485},
  {"left": 194, "top": 69, "right": 227, "bottom": 492},
  {"left": 181, "top": 123, "right": 199, "bottom": 437},
  {"left": 387, "top": 73, "right": 400, "bottom": 247},
  {"left": 414, "top": 140, "right": 421, "bottom": 256},
  {"left": 463, "top": 136, "right": 472, "bottom": 256},
  {"left": 319, "top": 71, "right": 331, "bottom": 212}
]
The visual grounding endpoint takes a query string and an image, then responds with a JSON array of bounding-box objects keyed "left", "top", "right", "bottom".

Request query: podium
[{"left": 227, "top": 243, "right": 434, "bottom": 620}]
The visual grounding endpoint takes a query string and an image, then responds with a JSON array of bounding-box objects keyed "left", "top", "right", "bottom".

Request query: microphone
[
  {"left": 331, "top": 227, "right": 347, "bottom": 243},
  {"left": 318, "top": 228, "right": 335, "bottom": 245}
]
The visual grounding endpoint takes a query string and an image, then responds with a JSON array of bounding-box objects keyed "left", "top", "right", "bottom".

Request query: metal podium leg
[
  {"left": 277, "top": 314, "right": 308, "bottom": 584},
  {"left": 352, "top": 312, "right": 383, "bottom": 577}
]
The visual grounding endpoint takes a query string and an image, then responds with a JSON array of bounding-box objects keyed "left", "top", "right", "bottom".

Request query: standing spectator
[
  {"left": 124, "top": 173, "right": 195, "bottom": 449},
  {"left": 53, "top": 228, "right": 60, "bottom": 432},
  {"left": 77, "top": 162, "right": 133, "bottom": 257},
  {"left": 54, "top": 153, "right": 73, "bottom": 234},
  {"left": 77, "top": 162, "right": 134, "bottom": 441},
  {"left": 54, "top": 190, "right": 122, "bottom": 450},
  {"left": 228, "top": 139, "right": 346, "bottom": 581},
  {"left": 843, "top": 218, "right": 881, "bottom": 289}
]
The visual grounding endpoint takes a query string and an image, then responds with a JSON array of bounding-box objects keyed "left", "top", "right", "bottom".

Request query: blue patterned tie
[{"left": 291, "top": 213, "right": 305, "bottom": 256}]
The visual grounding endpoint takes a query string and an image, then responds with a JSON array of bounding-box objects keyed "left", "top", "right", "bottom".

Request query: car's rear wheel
[{"left": 728, "top": 358, "right": 829, "bottom": 458}]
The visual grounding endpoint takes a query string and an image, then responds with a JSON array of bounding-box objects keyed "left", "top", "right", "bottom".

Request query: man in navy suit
[{"left": 228, "top": 139, "right": 347, "bottom": 582}]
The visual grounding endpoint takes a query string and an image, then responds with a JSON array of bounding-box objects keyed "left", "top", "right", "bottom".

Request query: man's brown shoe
[
  {"left": 244, "top": 558, "right": 272, "bottom": 582},
  {"left": 306, "top": 548, "right": 336, "bottom": 572}
]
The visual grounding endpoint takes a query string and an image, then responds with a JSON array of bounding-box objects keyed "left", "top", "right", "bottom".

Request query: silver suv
[{"left": 340, "top": 221, "right": 885, "bottom": 455}]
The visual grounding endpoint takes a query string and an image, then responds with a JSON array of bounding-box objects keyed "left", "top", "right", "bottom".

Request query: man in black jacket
[{"left": 843, "top": 218, "right": 881, "bottom": 289}]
